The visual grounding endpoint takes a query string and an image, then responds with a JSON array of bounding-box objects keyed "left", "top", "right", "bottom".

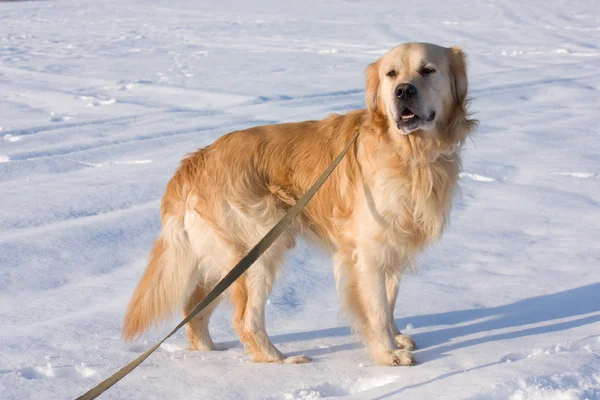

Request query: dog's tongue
[{"left": 401, "top": 108, "right": 415, "bottom": 120}]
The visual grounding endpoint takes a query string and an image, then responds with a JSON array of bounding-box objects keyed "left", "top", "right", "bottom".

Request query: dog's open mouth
[
  {"left": 400, "top": 108, "right": 419, "bottom": 122},
  {"left": 396, "top": 108, "right": 436, "bottom": 133}
]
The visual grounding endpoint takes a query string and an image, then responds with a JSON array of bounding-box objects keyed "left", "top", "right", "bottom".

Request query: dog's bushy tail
[
  {"left": 122, "top": 163, "right": 199, "bottom": 341},
  {"left": 122, "top": 216, "right": 196, "bottom": 341}
]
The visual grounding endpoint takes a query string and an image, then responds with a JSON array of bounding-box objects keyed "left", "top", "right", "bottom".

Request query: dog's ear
[
  {"left": 448, "top": 46, "right": 478, "bottom": 145},
  {"left": 365, "top": 59, "right": 381, "bottom": 114},
  {"left": 449, "top": 47, "right": 468, "bottom": 106}
]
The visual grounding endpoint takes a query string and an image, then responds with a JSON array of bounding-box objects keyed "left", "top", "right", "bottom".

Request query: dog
[{"left": 122, "top": 42, "right": 477, "bottom": 366}]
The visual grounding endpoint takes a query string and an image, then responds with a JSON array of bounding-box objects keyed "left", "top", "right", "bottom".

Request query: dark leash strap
[{"left": 76, "top": 130, "right": 359, "bottom": 400}]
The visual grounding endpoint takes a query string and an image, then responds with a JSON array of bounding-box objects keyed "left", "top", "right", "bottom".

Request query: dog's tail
[{"left": 122, "top": 164, "right": 198, "bottom": 342}]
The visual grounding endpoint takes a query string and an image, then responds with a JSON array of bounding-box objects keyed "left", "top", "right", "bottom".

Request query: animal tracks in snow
[
  {"left": 129, "top": 342, "right": 185, "bottom": 354},
  {"left": 64, "top": 159, "right": 152, "bottom": 168},
  {"left": 500, "top": 48, "right": 600, "bottom": 57},
  {"left": 82, "top": 159, "right": 153, "bottom": 167},
  {"left": 49, "top": 112, "right": 75, "bottom": 123},
  {"left": 4, "top": 133, "right": 21, "bottom": 142},
  {"left": 551, "top": 172, "right": 596, "bottom": 179},
  {"left": 500, "top": 335, "right": 600, "bottom": 364},
  {"left": 460, "top": 172, "right": 496, "bottom": 182},
  {"left": 277, "top": 375, "right": 401, "bottom": 399},
  {"left": 116, "top": 159, "right": 152, "bottom": 165},
  {"left": 482, "top": 337, "right": 600, "bottom": 400},
  {"left": 78, "top": 95, "right": 117, "bottom": 107},
  {"left": 460, "top": 171, "right": 597, "bottom": 183},
  {"left": 0, "top": 128, "right": 21, "bottom": 143},
  {"left": 349, "top": 375, "right": 403, "bottom": 394},
  {"left": 278, "top": 382, "right": 348, "bottom": 400},
  {"left": 479, "top": 372, "right": 600, "bottom": 400},
  {"left": 12, "top": 363, "right": 96, "bottom": 380}
]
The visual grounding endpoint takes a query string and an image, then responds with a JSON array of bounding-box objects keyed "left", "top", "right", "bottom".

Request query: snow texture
[{"left": 1, "top": 0, "right": 599, "bottom": 399}]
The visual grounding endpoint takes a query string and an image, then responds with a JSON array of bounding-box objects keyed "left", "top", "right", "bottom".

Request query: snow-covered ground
[{"left": 1, "top": 0, "right": 599, "bottom": 399}]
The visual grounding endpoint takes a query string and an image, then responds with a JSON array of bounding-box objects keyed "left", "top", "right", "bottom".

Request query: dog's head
[{"left": 365, "top": 43, "right": 476, "bottom": 156}]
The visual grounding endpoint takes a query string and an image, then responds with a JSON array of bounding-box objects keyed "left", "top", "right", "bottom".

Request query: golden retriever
[{"left": 122, "top": 42, "right": 477, "bottom": 366}]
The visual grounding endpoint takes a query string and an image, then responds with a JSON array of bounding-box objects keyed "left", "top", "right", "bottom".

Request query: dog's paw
[
  {"left": 394, "top": 334, "right": 416, "bottom": 350},
  {"left": 283, "top": 355, "right": 311, "bottom": 364},
  {"left": 384, "top": 349, "right": 416, "bottom": 366}
]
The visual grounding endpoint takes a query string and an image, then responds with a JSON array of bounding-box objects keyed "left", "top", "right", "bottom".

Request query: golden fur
[{"left": 122, "top": 43, "right": 477, "bottom": 366}]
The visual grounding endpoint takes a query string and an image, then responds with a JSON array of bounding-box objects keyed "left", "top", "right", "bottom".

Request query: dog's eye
[
  {"left": 386, "top": 70, "right": 397, "bottom": 78},
  {"left": 422, "top": 67, "right": 436, "bottom": 75}
]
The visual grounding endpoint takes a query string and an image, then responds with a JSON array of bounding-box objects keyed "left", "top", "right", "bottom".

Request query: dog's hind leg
[
  {"left": 183, "top": 283, "right": 219, "bottom": 351},
  {"left": 181, "top": 204, "right": 230, "bottom": 352},
  {"left": 232, "top": 247, "right": 309, "bottom": 364}
]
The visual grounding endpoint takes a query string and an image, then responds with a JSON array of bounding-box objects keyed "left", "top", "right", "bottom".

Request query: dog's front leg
[
  {"left": 385, "top": 274, "right": 416, "bottom": 351},
  {"left": 353, "top": 253, "right": 416, "bottom": 366}
]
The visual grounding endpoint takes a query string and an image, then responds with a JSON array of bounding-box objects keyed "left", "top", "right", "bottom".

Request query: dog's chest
[{"left": 354, "top": 165, "right": 456, "bottom": 263}]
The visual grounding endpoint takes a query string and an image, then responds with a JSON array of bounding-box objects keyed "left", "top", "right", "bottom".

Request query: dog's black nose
[{"left": 395, "top": 83, "right": 417, "bottom": 98}]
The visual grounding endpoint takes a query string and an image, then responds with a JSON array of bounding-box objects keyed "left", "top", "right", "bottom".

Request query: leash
[{"left": 76, "top": 130, "right": 359, "bottom": 400}]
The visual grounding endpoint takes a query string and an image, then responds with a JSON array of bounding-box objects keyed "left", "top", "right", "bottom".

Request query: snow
[{"left": 1, "top": 0, "right": 599, "bottom": 399}]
